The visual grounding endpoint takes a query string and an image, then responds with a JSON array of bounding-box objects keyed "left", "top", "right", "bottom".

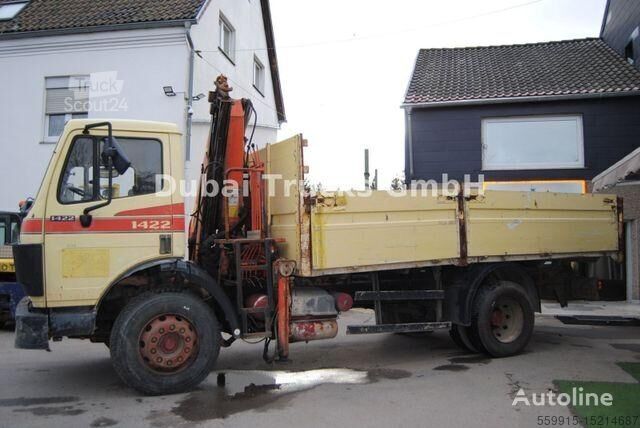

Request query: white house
[{"left": 0, "top": 0, "right": 286, "bottom": 212}]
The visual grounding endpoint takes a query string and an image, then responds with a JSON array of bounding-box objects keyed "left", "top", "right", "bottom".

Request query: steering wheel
[{"left": 65, "top": 185, "right": 87, "bottom": 198}]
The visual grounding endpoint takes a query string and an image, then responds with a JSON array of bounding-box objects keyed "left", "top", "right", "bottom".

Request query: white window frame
[
  {"left": 253, "top": 56, "right": 265, "bottom": 95},
  {"left": 44, "top": 113, "right": 88, "bottom": 144},
  {"left": 481, "top": 115, "right": 585, "bottom": 170},
  {"left": 219, "top": 13, "right": 236, "bottom": 63},
  {"left": 43, "top": 75, "right": 90, "bottom": 143}
]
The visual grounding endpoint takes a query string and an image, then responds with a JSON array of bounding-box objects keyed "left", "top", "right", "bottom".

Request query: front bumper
[{"left": 14, "top": 297, "right": 49, "bottom": 350}]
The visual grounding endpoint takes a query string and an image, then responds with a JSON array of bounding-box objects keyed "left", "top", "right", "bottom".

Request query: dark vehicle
[{"left": 0, "top": 211, "right": 23, "bottom": 328}]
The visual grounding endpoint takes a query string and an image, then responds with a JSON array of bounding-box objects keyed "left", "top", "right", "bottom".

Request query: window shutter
[{"left": 45, "top": 76, "right": 89, "bottom": 114}]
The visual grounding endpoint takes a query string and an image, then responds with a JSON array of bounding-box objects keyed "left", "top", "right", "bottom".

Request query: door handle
[{"left": 159, "top": 235, "right": 172, "bottom": 254}]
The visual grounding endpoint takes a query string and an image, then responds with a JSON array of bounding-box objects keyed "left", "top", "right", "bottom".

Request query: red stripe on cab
[{"left": 115, "top": 203, "right": 185, "bottom": 217}]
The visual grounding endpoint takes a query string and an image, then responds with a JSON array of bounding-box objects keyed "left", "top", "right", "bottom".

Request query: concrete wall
[
  {"left": 186, "top": 0, "right": 281, "bottom": 215},
  {"left": 405, "top": 96, "right": 640, "bottom": 183}
]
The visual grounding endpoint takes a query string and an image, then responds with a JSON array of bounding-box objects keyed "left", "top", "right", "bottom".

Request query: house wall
[
  {"left": 186, "top": 0, "right": 281, "bottom": 215},
  {"left": 602, "top": 0, "right": 640, "bottom": 70},
  {"left": 405, "top": 96, "right": 640, "bottom": 183},
  {"left": 0, "top": 28, "right": 189, "bottom": 211},
  {"left": 0, "top": 0, "right": 283, "bottom": 213}
]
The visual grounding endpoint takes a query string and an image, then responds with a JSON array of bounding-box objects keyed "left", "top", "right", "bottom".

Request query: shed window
[
  {"left": 625, "top": 41, "right": 635, "bottom": 65},
  {"left": 482, "top": 115, "right": 584, "bottom": 170}
]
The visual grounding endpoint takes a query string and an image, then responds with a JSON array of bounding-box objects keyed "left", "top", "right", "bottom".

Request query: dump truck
[
  {"left": 0, "top": 211, "right": 24, "bottom": 328},
  {"left": 13, "top": 82, "right": 623, "bottom": 395}
]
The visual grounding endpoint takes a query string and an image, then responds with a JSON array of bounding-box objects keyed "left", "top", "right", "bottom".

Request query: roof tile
[
  {"left": 0, "top": 0, "right": 205, "bottom": 35},
  {"left": 404, "top": 38, "right": 640, "bottom": 105}
]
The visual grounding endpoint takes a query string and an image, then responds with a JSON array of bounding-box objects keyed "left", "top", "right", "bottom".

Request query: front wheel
[
  {"left": 469, "top": 281, "right": 534, "bottom": 358},
  {"left": 109, "top": 292, "right": 220, "bottom": 395}
]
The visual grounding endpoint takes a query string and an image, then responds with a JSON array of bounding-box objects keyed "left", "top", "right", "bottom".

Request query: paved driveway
[{"left": 0, "top": 311, "right": 639, "bottom": 428}]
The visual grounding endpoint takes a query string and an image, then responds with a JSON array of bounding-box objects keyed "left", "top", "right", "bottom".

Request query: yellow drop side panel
[
  {"left": 466, "top": 191, "right": 619, "bottom": 257},
  {"left": 311, "top": 192, "right": 459, "bottom": 271},
  {"left": 258, "top": 135, "right": 308, "bottom": 273}
]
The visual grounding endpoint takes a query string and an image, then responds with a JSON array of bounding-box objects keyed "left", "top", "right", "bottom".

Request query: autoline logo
[{"left": 512, "top": 387, "right": 613, "bottom": 407}]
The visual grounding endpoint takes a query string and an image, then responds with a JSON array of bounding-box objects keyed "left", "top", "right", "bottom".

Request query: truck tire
[
  {"left": 449, "top": 324, "right": 478, "bottom": 353},
  {"left": 469, "top": 281, "right": 534, "bottom": 358},
  {"left": 109, "top": 292, "right": 220, "bottom": 395}
]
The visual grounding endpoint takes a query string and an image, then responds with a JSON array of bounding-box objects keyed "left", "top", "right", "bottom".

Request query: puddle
[
  {"left": 91, "top": 417, "right": 119, "bottom": 427},
  {"left": 610, "top": 343, "right": 640, "bottom": 353},
  {"left": 13, "top": 406, "right": 85, "bottom": 416},
  {"left": 434, "top": 364, "right": 469, "bottom": 372},
  {"left": 448, "top": 355, "right": 491, "bottom": 365},
  {"left": 0, "top": 396, "right": 80, "bottom": 407},
  {"left": 172, "top": 368, "right": 410, "bottom": 421},
  {"left": 570, "top": 343, "right": 593, "bottom": 349}
]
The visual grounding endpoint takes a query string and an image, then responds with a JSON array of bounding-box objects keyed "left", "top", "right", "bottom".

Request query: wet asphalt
[{"left": 0, "top": 309, "right": 639, "bottom": 428}]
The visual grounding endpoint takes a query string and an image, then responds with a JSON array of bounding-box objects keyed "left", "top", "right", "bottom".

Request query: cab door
[{"left": 44, "top": 131, "right": 182, "bottom": 307}]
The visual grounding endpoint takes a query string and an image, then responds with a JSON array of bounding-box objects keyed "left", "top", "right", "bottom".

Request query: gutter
[
  {"left": 401, "top": 90, "right": 640, "bottom": 110},
  {"left": 185, "top": 22, "right": 195, "bottom": 162},
  {"left": 0, "top": 20, "right": 196, "bottom": 40}
]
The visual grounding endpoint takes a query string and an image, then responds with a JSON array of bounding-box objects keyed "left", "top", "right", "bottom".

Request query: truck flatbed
[{"left": 261, "top": 135, "right": 621, "bottom": 277}]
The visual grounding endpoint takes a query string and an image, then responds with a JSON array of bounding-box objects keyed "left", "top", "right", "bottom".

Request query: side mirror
[
  {"left": 101, "top": 136, "right": 131, "bottom": 175},
  {"left": 80, "top": 122, "right": 132, "bottom": 228}
]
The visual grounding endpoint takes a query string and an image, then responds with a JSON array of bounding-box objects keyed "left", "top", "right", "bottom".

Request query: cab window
[
  {"left": 58, "top": 137, "right": 95, "bottom": 204},
  {"left": 58, "top": 136, "right": 163, "bottom": 204},
  {"left": 99, "top": 138, "right": 163, "bottom": 198}
]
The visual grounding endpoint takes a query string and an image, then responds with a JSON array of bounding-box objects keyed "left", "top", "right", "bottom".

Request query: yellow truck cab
[{"left": 14, "top": 120, "right": 239, "bottom": 348}]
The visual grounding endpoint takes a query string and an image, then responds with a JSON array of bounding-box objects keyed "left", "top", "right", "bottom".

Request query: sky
[{"left": 269, "top": 0, "right": 608, "bottom": 190}]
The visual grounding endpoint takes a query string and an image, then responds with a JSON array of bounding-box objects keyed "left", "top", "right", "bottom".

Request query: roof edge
[
  {"left": 0, "top": 19, "right": 196, "bottom": 41},
  {"left": 401, "top": 90, "right": 640, "bottom": 109},
  {"left": 416, "top": 37, "right": 601, "bottom": 53},
  {"left": 260, "top": 0, "right": 286, "bottom": 123}
]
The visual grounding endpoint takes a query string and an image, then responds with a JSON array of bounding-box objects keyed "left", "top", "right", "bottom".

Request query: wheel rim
[
  {"left": 139, "top": 314, "right": 198, "bottom": 373},
  {"left": 490, "top": 297, "right": 524, "bottom": 344}
]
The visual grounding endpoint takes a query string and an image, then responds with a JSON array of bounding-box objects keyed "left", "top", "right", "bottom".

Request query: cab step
[{"left": 346, "top": 321, "right": 451, "bottom": 335}]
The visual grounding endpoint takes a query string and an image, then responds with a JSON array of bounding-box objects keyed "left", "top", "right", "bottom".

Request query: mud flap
[{"left": 14, "top": 297, "right": 49, "bottom": 350}]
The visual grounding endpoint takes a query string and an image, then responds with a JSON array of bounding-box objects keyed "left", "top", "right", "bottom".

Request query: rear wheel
[
  {"left": 469, "top": 281, "right": 534, "bottom": 358},
  {"left": 110, "top": 292, "right": 220, "bottom": 395}
]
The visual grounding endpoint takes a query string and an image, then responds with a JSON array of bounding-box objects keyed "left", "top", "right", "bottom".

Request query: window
[
  {"left": 625, "top": 41, "right": 635, "bottom": 65},
  {"left": 219, "top": 14, "right": 236, "bottom": 62},
  {"left": 253, "top": 56, "right": 265, "bottom": 94},
  {"left": 58, "top": 137, "right": 95, "bottom": 204},
  {"left": 0, "top": 1, "right": 28, "bottom": 20},
  {"left": 58, "top": 136, "right": 163, "bottom": 204},
  {"left": 481, "top": 115, "right": 584, "bottom": 170},
  {"left": 45, "top": 76, "right": 89, "bottom": 143}
]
